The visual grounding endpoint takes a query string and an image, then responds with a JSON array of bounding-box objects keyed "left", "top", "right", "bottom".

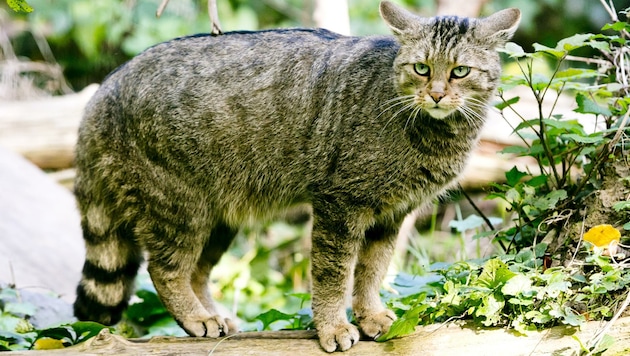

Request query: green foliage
[
  {"left": 480, "top": 17, "right": 630, "bottom": 253},
  {"left": 381, "top": 244, "right": 630, "bottom": 341},
  {"left": 6, "top": 0, "right": 32, "bottom": 13},
  {"left": 0, "top": 286, "right": 110, "bottom": 351}
]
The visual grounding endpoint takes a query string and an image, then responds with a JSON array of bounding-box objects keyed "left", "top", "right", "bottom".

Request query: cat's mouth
[{"left": 424, "top": 106, "right": 454, "bottom": 119}]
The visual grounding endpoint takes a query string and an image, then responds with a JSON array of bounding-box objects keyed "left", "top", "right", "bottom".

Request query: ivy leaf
[
  {"left": 476, "top": 259, "right": 515, "bottom": 290},
  {"left": 7, "top": 0, "right": 33, "bottom": 13},
  {"left": 501, "top": 274, "right": 533, "bottom": 297},
  {"left": 476, "top": 294, "right": 505, "bottom": 326},
  {"left": 575, "top": 93, "right": 612, "bottom": 116}
]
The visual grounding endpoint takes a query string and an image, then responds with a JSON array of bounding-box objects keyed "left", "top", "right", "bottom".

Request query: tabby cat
[{"left": 73, "top": 1, "right": 520, "bottom": 352}]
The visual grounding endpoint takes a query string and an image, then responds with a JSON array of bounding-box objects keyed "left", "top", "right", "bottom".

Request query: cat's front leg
[
  {"left": 353, "top": 223, "right": 398, "bottom": 339},
  {"left": 310, "top": 214, "right": 361, "bottom": 352}
]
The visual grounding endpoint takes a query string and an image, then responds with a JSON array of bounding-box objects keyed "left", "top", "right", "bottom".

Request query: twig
[
  {"left": 208, "top": 0, "right": 223, "bottom": 35},
  {"left": 585, "top": 289, "right": 630, "bottom": 355},
  {"left": 156, "top": 0, "right": 169, "bottom": 17}
]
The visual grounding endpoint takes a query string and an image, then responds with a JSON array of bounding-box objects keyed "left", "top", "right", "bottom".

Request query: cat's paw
[
  {"left": 317, "top": 323, "right": 360, "bottom": 352},
  {"left": 180, "top": 314, "right": 237, "bottom": 337},
  {"left": 357, "top": 309, "right": 396, "bottom": 339}
]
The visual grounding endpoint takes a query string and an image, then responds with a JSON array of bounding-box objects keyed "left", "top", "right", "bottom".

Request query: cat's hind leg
[
  {"left": 142, "top": 219, "right": 227, "bottom": 338},
  {"left": 352, "top": 223, "right": 398, "bottom": 339},
  {"left": 190, "top": 222, "right": 239, "bottom": 335}
]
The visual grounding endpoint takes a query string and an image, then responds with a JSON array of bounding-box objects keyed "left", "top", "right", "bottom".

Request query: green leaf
[
  {"left": 502, "top": 274, "right": 534, "bottom": 297},
  {"left": 602, "top": 22, "right": 630, "bottom": 32},
  {"left": 476, "top": 259, "right": 515, "bottom": 290},
  {"left": 506, "top": 167, "right": 528, "bottom": 187},
  {"left": 556, "top": 33, "right": 593, "bottom": 52},
  {"left": 255, "top": 309, "right": 295, "bottom": 330},
  {"left": 502, "top": 42, "right": 528, "bottom": 57},
  {"left": 376, "top": 312, "right": 418, "bottom": 341},
  {"left": 613, "top": 201, "right": 630, "bottom": 212},
  {"left": 575, "top": 93, "right": 612, "bottom": 116},
  {"left": 542, "top": 119, "right": 583, "bottom": 133},
  {"left": 35, "top": 327, "right": 74, "bottom": 344},
  {"left": 533, "top": 190, "right": 567, "bottom": 211},
  {"left": 533, "top": 43, "right": 565, "bottom": 58},
  {"left": 6, "top": 0, "right": 33, "bottom": 13},
  {"left": 495, "top": 96, "right": 520, "bottom": 110},
  {"left": 449, "top": 215, "right": 485, "bottom": 232},
  {"left": 561, "top": 133, "right": 604, "bottom": 144},
  {"left": 623, "top": 221, "right": 630, "bottom": 231},
  {"left": 3, "top": 302, "right": 36, "bottom": 317},
  {"left": 500, "top": 145, "right": 529, "bottom": 155},
  {"left": 526, "top": 175, "right": 548, "bottom": 187},
  {"left": 69, "top": 322, "right": 109, "bottom": 343},
  {"left": 476, "top": 294, "right": 505, "bottom": 326},
  {"left": 125, "top": 290, "right": 169, "bottom": 326},
  {"left": 555, "top": 68, "right": 602, "bottom": 81}
]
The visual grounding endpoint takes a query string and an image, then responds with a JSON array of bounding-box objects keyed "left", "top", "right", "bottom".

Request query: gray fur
[{"left": 73, "top": 1, "right": 520, "bottom": 352}]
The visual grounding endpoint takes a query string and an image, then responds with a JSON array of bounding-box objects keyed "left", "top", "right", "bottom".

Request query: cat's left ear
[{"left": 474, "top": 8, "right": 521, "bottom": 47}]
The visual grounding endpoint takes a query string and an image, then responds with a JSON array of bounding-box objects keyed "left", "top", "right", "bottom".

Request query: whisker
[{"left": 379, "top": 96, "right": 417, "bottom": 134}]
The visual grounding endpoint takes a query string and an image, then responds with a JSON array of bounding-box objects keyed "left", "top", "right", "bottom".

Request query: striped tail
[{"left": 73, "top": 221, "right": 142, "bottom": 325}]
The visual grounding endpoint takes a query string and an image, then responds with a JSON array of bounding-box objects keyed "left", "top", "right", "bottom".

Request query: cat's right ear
[{"left": 379, "top": 1, "right": 421, "bottom": 35}]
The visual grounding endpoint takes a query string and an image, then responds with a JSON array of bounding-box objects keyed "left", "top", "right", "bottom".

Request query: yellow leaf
[
  {"left": 583, "top": 224, "right": 620, "bottom": 247},
  {"left": 33, "top": 338, "right": 65, "bottom": 350}
]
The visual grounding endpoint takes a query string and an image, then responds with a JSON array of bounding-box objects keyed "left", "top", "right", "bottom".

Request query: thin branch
[{"left": 156, "top": 0, "right": 169, "bottom": 17}]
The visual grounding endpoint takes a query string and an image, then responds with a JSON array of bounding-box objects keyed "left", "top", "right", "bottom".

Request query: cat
[{"left": 73, "top": 1, "right": 520, "bottom": 352}]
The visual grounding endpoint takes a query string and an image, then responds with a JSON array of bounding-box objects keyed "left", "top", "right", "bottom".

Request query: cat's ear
[
  {"left": 379, "top": 0, "right": 423, "bottom": 35},
  {"left": 475, "top": 8, "right": 521, "bottom": 46}
]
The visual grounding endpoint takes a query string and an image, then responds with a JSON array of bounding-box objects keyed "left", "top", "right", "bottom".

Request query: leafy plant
[
  {"left": 0, "top": 285, "right": 109, "bottom": 351},
  {"left": 481, "top": 11, "right": 630, "bottom": 254}
]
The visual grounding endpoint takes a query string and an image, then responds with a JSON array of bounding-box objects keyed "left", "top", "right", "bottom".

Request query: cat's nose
[{"left": 429, "top": 91, "right": 445, "bottom": 103}]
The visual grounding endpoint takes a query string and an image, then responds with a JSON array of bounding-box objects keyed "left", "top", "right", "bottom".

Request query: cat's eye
[
  {"left": 451, "top": 66, "right": 471, "bottom": 79},
  {"left": 413, "top": 63, "right": 430, "bottom": 76}
]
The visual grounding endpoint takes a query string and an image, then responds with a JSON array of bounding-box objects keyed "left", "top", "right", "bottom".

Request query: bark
[{"left": 10, "top": 317, "right": 630, "bottom": 355}]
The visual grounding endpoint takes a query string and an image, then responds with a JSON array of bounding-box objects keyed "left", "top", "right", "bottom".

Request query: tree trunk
[{"left": 436, "top": 0, "right": 488, "bottom": 17}]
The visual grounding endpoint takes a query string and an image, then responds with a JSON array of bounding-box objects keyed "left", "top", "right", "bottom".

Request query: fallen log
[
  {"left": 0, "top": 84, "right": 97, "bottom": 169},
  {"left": 9, "top": 317, "right": 630, "bottom": 355}
]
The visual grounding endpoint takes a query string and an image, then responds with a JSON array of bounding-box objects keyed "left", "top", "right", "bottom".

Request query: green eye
[
  {"left": 451, "top": 66, "right": 471, "bottom": 79},
  {"left": 413, "top": 63, "right": 430, "bottom": 76}
]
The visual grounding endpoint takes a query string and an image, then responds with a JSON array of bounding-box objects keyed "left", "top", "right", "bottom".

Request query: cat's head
[{"left": 380, "top": 1, "right": 520, "bottom": 121}]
